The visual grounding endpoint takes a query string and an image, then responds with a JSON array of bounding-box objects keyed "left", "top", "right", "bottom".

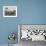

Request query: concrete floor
[
  {"left": 0, "top": 44, "right": 18, "bottom": 46},
  {"left": 19, "top": 39, "right": 46, "bottom": 46},
  {"left": 0, "top": 40, "right": 46, "bottom": 46}
]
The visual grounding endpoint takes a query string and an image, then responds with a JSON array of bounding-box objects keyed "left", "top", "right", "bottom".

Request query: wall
[
  {"left": 0, "top": 0, "right": 18, "bottom": 44},
  {"left": 0, "top": 0, "right": 46, "bottom": 44}
]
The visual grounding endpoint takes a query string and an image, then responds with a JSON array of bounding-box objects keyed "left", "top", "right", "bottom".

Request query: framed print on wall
[
  {"left": 3, "top": 6, "right": 17, "bottom": 17},
  {"left": 18, "top": 24, "right": 46, "bottom": 42}
]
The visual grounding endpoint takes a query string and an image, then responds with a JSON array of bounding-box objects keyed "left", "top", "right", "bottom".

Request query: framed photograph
[
  {"left": 18, "top": 24, "right": 46, "bottom": 42},
  {"left": 3, "top": 6, "right": 17, "bottom": 17}
]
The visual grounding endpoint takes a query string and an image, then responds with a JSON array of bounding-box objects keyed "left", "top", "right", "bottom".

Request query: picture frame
[
  {"left": 18, "top": 24, "right": 46, "bottom": 42},
  {"left": 3, "top": 6, "right": 17, "bottom": 17}
]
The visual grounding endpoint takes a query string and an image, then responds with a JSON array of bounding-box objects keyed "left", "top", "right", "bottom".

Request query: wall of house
[{"left": 0, "top": 0, "right": 46, "bottom": 44}]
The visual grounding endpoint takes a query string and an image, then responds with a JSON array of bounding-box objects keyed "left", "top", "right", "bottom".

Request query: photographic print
[
  {"left": 3, "top": 6, "right": 17, "bottom": 17},
  {"left": 18, "top": 24, "right": 46, "bottom": 46},
  {"left": 18, "top": 24, "right": 46, "bottom": 41}
]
